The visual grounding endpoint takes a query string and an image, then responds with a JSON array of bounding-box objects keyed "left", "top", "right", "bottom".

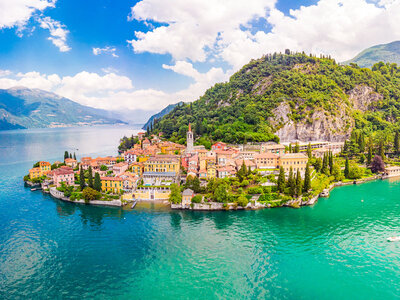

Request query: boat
[{"left": 387, "top": 236, "right": 400, "bottom": 242}]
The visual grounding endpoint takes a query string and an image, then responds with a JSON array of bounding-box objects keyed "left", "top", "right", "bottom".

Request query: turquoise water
[{"left": 1, "top": 127, "right": 400, "bottom": 299}]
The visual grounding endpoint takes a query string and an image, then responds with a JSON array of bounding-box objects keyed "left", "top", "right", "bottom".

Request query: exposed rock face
[
  {"left": 269, "top": 102, "right": 352, "bottom": 142},
  {"left": 348, "top": 84, "right": 382, "bottom": 112},
  {"left": 268, "top": 84, "right": 383, "bottom": 142}
]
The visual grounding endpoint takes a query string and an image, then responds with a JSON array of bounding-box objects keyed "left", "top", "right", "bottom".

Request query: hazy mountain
[
  {"left": 0, "top": 87, "right": 126, "bottom": 130},
  {"left": 344, "top": 41, "right": 400, "bottom": 68},
  {"left": 142, "top": 102, "right": 184, "bottom": 130}
]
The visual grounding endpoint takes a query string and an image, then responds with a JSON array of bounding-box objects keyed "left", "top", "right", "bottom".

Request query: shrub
[
  {"left": 82, "top": 187, "right": 100, "bottom": 203},
  {"left": 237, "top": 195, "right": 249, "bottom": 207},
  {"left": 191, "top": 195, "right": 202, "bottom": 203}
]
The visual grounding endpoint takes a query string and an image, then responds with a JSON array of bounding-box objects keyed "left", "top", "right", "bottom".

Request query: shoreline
[{"left": 26, "top": 174, "right": 393, "bottom": 211}]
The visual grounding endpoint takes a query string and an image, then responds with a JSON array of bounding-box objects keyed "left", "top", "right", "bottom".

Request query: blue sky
[{"left": 0, "top": 0, "right": 399, "bottom": 120}]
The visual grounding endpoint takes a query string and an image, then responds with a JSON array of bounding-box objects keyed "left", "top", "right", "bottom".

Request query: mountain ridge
[{"left": 0, "top": 87, "right": 126, "bottom": 130}]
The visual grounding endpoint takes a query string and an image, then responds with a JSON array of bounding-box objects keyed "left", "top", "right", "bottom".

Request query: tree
[
  {"left": 79, "top": 166, "right": 86, "bottom": 190},
  {"left": 322, "top": 153, "right": 329, "bottom": 175},
  {"left": 331, "top": 163, "right": 344, "bottom": 181},
  {"left": 237, "top": 161, "right": 247, "bottom": 182},
  {"left": 69, "top": 153, "right": 72, "bottom": 159},
  {"left": 277, "top": 166, "right": 286, "bottom": 193},
  {"left": 88, "top": 166, "right": 93, "bottom": 188},
  {"left": 82, "top": 187, "right": 100, "bottom": 203},
  {"left": 378, "top": 141, "right": 385, "bottom": 159},
  {"left": 313, "top": 157, "right": 322, "bottom": 172},
  {"left": 307, "top": 143, "right": 312, "bottom": 158},
  {"left": 395, "top": 131, "right": 400, "bottom": 155},
  {"left": 294, "top": 143, "right": 300, "bottom": 153},
  {"left": 348, "top": 163, "right": 364, "bottom": 179},
  {"left": 303, "top": 163, "right": 311, "bottom": 192},
  {"left": 73, "top": 152, "right": 77, "bottom": 160},
  {"left": 295, "top": 170, "right": 303, "bottom": 197},
  {"left": 100, "top": 165, "right": 108, "bottom": 171},
  {"left": 237, "top": 195, "right": 249, "bottom": 207},
  {"left": 169, "top": 184, "right": 182, "bottom": 204},
  {"left": 289, "top": 144, "right": 292, "bottom": 153},
  {"left": 185, "top": 175, "right": 201, "bottom": 193},
  {"left": 94, "top": 173, "right": 101, "bottom": 192},
  {"left": 214, "top": 183, "right": 228, "bottom": 203},
  {"left": 288, "top": 167, "right": 295, "bottom": 196},
  {"left": 329, "top": 152, "right": 333, "bottom": 174},
  {"left": 64, "top": 151, "right": 69, "bottom": 160},
  {"left": 344, "top": 157, "right": 350, "bottom": 179},
  {"left": 191, "top": 195, "right": 202, "bottom": 203},
  {"left": 370, "top": 155, "right": 385, "bottom": 173},
  {"left": 367, "top": 146, "right": 373, "bottom": 165}
]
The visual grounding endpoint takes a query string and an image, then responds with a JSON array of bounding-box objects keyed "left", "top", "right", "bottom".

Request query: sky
[{"left": 0, "top": 0, "right": 400, "bottom": 121}]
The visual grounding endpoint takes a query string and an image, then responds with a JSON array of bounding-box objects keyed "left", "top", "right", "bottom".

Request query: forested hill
[
  {"left": 142, "top": 101, "right": 183, "bottom": 130},
  {"left": 150, "top": 52, "right": 400, "bottom": 146}
]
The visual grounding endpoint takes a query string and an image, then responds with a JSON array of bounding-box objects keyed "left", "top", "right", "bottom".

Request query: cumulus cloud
[
  {"left": 0, "top": 65, "right": 228, "bottom": 111},
  {"left": 0, "top": 0, "right": 55, "bottom": 29},
  {"left": 128, "top": 0, "right": 400, "bottom": 68},
  {"left": 92, "top": 46, "right": 119, "bottom": 57},
  {"left": 38, "top": 16, "right": 70, "bottom": 52}
]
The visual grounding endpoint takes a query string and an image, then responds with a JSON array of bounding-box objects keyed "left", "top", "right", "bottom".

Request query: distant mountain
[
  {"left": 142, "top": 102, "right": 184, "bottom": 130},
  {"left": 344, "top": 41, "right": 400, "bottom": 68},
  {"left": 0, "top": 87, "right": 126, "bottom": 130}
]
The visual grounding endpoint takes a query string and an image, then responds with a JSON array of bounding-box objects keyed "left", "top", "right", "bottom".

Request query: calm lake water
[{"left": 1, "top": 127, "right": 400, "bottom": 299}]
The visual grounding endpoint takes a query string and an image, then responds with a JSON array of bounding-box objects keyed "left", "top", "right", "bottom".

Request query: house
[
  {"left": 254, "top": 153, "right": 279, "bottom": 169},
  {"left": 29, "top": 167, "right": 42, "bottom": 179},
  {"left": 217, "top": 166, "right": 235, "bottom": 178},
  {"left": 142, "top": 138, "right": 151, "bottom": 149},
  {"left": 144, "top": 156, "right": 180, "bottom": 173},
  {"left": 101, "top": 177, "right": 123, "bottom": 193},
  {"left": 236, "top": 151, "right": 256, "bottom": 160},
  {"left": 64, "top": 158, "right": 78, "bottom": 168},
  {"left": 137, "top": 131, "right": 146, "bottom": 140},
  {"left": 279, "top": 153, "right": 308, "bottom": 173},
  {"left": 120, "top": 172, "right": 139, "bottom": 191},
  {"left": 130, "top": 162, "right": 144, "bottom": 176},
  {"left": 182, "top": 189, "right": 194, "bottom": 206},
  {"left": 207, "top": 165, "right": 217, "bottom": 179},
  {"left": 113, "top": 162, "right": 129, "bottom": 175},
  {"left": 212, "top": 142, "right": 227, "bottom": 151},
  {"left": 235, "top": 159, "right": 256, "bottom": 171},
  {"left": 81, "top": 157, "right": 92, "bottom": 163},
  {"left": 383, "top": 166, "right": 400, "bottom": 178},
  {"left": 39, "top": 161, "right": 51, "bottom": 175},
  {"left": 198, "top": 169, "right": 207, "bottom": 180},
  {"left": 124, "top": 150, "right": 137, "bottom": 163},
  {"left": 52, "top": 167, "right": 74, "bottom": 187},
  {"left": 261, "top": 143, "right": 286, "bottom": 155}
]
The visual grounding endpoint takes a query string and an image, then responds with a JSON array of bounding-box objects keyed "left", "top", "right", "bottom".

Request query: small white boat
[{"left": 387, "top": 236, "right": 400, "bottom": 242}]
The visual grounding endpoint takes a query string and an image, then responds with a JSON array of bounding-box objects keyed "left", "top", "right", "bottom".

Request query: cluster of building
[{"left": 29, "top": 124, "right": 347, "bottom": 202}]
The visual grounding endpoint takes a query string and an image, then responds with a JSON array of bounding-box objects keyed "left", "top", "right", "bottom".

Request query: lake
[{"left": 1, "top": 126, "right": 400, "bottom": 299}]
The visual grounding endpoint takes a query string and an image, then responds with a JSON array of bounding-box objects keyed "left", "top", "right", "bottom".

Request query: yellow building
[
  {"left": 101, "top": 177, "right": 123, "bottom": 193},
  {"left": 29, "top": 167, "right": 42, "bottom": 179},
  {"left": 144, "top": 156, "right": 180, "bottom": 173},
  {"left": 279, "top": 153, "right": 308, "bottom": 173},
  {"left": 138, "top": 156, "right": 149, "bottom": 163},
  {"left": 207, "top": 165, "right": 217, "bottom": 179},
  {"left": 130, "top": 162, "right": 144, "bottom": 176},
  {"left": 133, "top": 188, "right": 171, "bottom": 200},
  {"left": 39, "top": 161, "right": 51, "bottom": 174}
]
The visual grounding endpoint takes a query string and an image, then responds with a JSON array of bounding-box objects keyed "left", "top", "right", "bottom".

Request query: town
[{"left": 24, "top": 124, "right": 400, "bottom": 210}]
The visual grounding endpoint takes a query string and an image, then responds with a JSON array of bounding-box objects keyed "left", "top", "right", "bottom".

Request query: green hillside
[
  {"left": 151, "top": 52, "right": 400, "bottom": 146},
  {"left": 345, "top": 41, "right": 400, "bottom": 68}
]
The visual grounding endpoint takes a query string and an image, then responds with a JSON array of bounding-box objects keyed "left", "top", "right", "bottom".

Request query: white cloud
[
  {"left": 128, "top": 0, "right": 400, "bottom": 69},
  {"left": 0, "top": 0, "right": 55, "bottom": 29},
  {"left": 0, "top": 66, "right": 228, "bottom": 111},
  {"left": 38, "top": 16, "right": 70, "bottom": 52},
  {"left": 92, "top": 46, "right": 118, "bottom": 57},
  {"left": 128, "top": 0, "right": 276, "bottom": 62}
]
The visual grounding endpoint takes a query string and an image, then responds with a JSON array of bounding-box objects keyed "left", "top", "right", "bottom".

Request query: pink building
[
  {"left": 212, "top": 142, "right": 227, "bottom": 151},
  {"left": 52, "top": 167, "right": 74, "bottom": 187},
  {"left": 113, "top": 162, "right": 129, "bottom": 175}
]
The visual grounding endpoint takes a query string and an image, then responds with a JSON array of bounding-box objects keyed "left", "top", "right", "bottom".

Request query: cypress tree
[
  {"left": 294, "top": 143, "right": 300, "bottom": 153},
  {"left": 69, "top": 153, "right": 72, "bottom": 159},
  {"left": 64, "top": 151, "right": 69, "bottom": 160},
  {"left": 329, "top": 151, "right": 333, "bottom": 174},
  {"left": 79, "top": 166, "right": 85, "bottom": 190},
  {"left": 288, "top": 167, "right": 295, "bottom": 197},
  {"left": 88, "top": 166, "right": 93, "bottom": 188},
  {"left": 277, "top": 167, "right": 286, "bottom": 193},
  {"left": 295, "top": 170, "right": 303, "bottom": 197},
  {"left": 303, "top": 163, "right": 311, "bottom": 192},
  {"left": 289, "top": 144, "right": 292, "bottom": 153},
  {"left": 395, "top": 131, "right": 399, "bottom": 155},
  {"left": 367, "top": 146, "right": 373, "bottom": 165},
  {"left": 307, "top": 143, "right": 312, "bottom": 158},
  {"left": 94, "top": 173, "right": 101, "bottom": 192},
  {"left": 344, "top": 157, "right": 350, "bottom": 179},
  {"left": 73, "top": 152, "right": 77, "bottom": 160},
  {"left": 379, "top": 141, "right": 385, "bottom": 159}
]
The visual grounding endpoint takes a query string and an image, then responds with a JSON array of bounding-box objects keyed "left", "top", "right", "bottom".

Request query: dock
[{"left": 131, "top": 200, "right": 138, "bottom": 209}]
